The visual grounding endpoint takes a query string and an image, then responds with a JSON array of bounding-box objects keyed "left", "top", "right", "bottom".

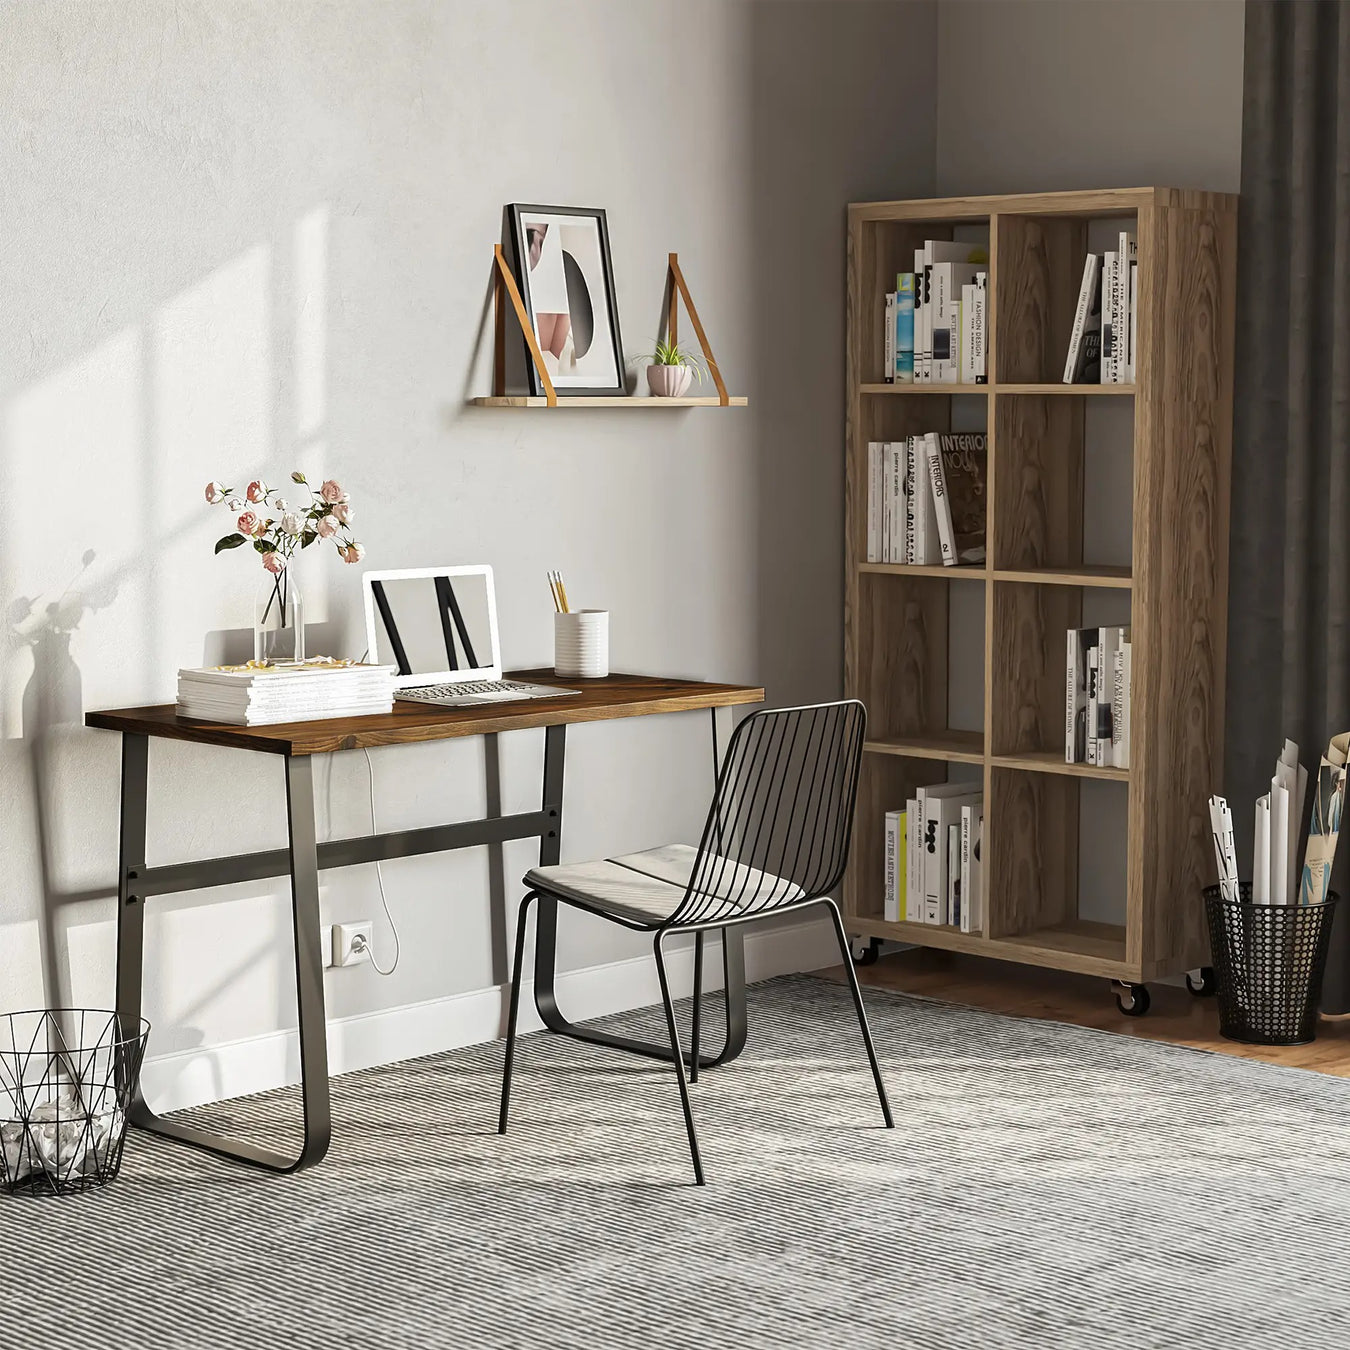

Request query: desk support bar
[{"left": 126, "top": 809, "right": 556, "bottom": 897}]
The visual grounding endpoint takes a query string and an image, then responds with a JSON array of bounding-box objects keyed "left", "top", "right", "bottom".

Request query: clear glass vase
[{"left": 254, "top": 567, "right": 304, "bottom": 664}]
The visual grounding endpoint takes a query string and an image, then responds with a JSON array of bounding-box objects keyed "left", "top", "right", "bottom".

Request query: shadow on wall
[{"left": 9, "top": 552, "right": 117, "bottom": 1006}]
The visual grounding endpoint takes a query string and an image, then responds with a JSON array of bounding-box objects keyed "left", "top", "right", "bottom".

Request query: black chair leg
[
  {"left": 654, "top": 933, "right": 705, "bottom": 1185},
  {"left": 498, "top": 892, "right": 537, "bottom": 1134},
  {"left": 823, "top": 901, "right": 894, "bottom": 1128},
  {"left": 690, "top": 931, "right": 704, "bottom": 1084}
]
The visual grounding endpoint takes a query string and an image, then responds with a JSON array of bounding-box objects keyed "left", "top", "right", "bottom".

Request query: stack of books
[
  {"left": 1063, "top": 229, "right": 1137, "bottom": 384},
  {"left": 866, "top": 432, "right": 987, "bottom": 566},
  {"left": 1065, "top": 627, "right": 1132, "bottom": 767},
  {"left": 884, "top": 786, "right": 984, "bottom": 931},
  {"left": 882, "top": 242, "right": 988, "bottom": 385},
  {"left": 177, "top": 658, "right": 397, "bottom": 726}
]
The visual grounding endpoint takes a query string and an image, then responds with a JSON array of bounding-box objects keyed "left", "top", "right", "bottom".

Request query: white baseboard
[{"left": 139, "top": 912, "right": 835, "bottom": 1115}]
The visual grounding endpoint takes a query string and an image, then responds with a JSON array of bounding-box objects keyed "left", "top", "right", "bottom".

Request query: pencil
[
  {"left": 547, "top": 571, "right": 562, "bottom": 613},
  {"left": 556, "top": 572, "right": 571, "bottom": 614}
]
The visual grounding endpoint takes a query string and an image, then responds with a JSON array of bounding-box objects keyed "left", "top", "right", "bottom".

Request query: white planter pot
[{"left": 647, "top": 364, "right": 694, "bottom": 398}]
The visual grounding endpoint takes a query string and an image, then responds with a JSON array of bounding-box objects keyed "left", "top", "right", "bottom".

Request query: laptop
[{"left": 362, "top": 565, "right": 580, "bottom": 708}]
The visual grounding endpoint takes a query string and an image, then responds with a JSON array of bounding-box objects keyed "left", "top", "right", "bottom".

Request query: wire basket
[
  {"left": 1203, "top": 885, "right": 1338, "bottom": 1046},
  {"left": 0, "top": 1009, "right": 149, "bottom": 1196}
]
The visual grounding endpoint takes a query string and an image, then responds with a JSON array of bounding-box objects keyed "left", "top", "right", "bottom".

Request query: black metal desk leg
[
  {"left": 531, "top": 715, "right": 749, "bottom": 1069},
  {"left": 122, "top": 752, "right": 332, "bottom": 1173}
]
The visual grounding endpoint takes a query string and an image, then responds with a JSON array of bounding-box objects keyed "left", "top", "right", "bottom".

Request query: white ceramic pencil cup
[{"left": 554, "top": 610, "right": 609, "bottom": 679}]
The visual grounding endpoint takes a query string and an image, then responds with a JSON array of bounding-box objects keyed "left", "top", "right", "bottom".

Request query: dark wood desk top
[{"left": 85, "top": 671, "right": 765, "bottom": 757}]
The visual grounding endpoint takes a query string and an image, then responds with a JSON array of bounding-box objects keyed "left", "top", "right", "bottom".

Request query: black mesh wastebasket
[
  {"left": 1203, "top": 884, "right": 1338, "bottom": 1046},
  {"left": 0, "top": 1009, "right": 149, "bottom": 1196}
]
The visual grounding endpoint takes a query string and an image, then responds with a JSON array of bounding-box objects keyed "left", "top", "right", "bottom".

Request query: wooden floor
[{"left": 821, "top": 947, "right": 1350, "bottom": 1077}]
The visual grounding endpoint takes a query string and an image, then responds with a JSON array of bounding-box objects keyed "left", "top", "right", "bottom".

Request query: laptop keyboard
[{"left": 400, "top": 680, "right": 538, "bottom": 701}]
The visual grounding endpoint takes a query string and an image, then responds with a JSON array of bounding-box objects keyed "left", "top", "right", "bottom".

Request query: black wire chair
[{"left": 498, "top": 699, "right": 893, "bottom": 1184}]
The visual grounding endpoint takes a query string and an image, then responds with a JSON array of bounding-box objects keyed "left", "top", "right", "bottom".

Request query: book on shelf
[
  {"left": 867, "top": 432, "right": 985, "bottom": 568},
  {"left": 1064, "top": 627, "right": 1131, "bottom": 766},
  {"left": 961, "top": 273, "right": 987, "bottom": 384},
  {"left": 884, "top": 808, "right": 907, "bottom": 922},
  {"left": 947, "top": 824, "right": 962, "bottom": 929},
  {"left": 1118, "top": 230, "right": 1137, "bottom": 384},
  {"left": 960, "top": 804, "right": 983, "bottom": 934},
  {"left": 905, "top": 796, "right": 922, "bottom": 922},
  {"left": 884, "top": 292, "right": 896, "bottom": 384},
  {"left": 895, "top": 273, "right": 914, "bottom": 382},
  {"left": 176, "top": 657, "right": 396, "bottom": 726},
  {"left": 912, "top": 241, "right": 988, "bottom": 382},
  {"left": 918, "top": 782, "right": 982, "bottom": 924},
  {"left": 931, "top": 262, "right": 983, "bottom": 383},
  {"left": 1063, "top": 253, "right": 1102, "bottom": 384}
]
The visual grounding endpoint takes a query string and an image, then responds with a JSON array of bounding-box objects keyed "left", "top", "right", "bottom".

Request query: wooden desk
[{"left": 88, "top": 671, "right": 764, "bottom": 1174}]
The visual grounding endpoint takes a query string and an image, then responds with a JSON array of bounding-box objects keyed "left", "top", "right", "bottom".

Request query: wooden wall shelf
[
  {"left": 843, "top": 185, "right": 1238, "bottom": 987},
  {"left": 471, "top": 395, "right": 748, "bottom": 409},
  {"left": 480, "top": 246, "right": 745, "bottom": 409}
]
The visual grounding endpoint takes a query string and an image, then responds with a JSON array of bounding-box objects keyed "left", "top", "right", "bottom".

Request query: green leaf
[
  {"left": 253, "top": 538, "right": 270, "bottom": 554},
  {"left": 301, "top": 531, "right": 317, "bottom": 548},
  {"left": 214, "top": 534, "right": 246, "bottom": 553}
]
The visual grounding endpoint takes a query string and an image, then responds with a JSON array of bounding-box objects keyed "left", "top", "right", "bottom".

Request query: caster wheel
[
  {"left": 1113, "top": 982, "right": 1151, "bottom": 1017},
  {"left": 852, "top": 937, "right": 881, "bottom": 967},
  {"left": 1186, "top": 967, "right": 1216, "bottom": 997}
]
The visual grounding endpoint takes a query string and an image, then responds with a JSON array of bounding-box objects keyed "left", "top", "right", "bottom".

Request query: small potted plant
[{"left": 643, "top": 337, "right": 705, "bottom": 398}]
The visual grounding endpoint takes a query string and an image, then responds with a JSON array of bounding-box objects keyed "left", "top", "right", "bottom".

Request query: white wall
[
  {"left": 0, "top": 0, "right": 936, "bottom": 1106},
  {"left": 936, "top": 0, "right": 1245, "bottom": 925}
]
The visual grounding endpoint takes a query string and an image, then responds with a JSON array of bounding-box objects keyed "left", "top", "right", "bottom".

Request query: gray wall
[
  {"left": 0, "top": 1, "right": 936, "bottom": 1098},
  {"left": 935, "top": 0, "right": 1245, "bottom": 924}
]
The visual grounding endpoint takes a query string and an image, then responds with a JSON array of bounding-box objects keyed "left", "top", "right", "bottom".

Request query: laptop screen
[{"left": 367, "top": 570, "right": 498, "bottom": 683}]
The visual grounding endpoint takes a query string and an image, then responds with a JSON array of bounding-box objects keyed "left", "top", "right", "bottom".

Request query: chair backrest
[{"left": 666, "top": 700, "right": 867, "bottom": 929}]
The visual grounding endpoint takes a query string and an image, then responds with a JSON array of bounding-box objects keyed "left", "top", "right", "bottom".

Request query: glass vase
[{"left": 254, "top": 567, "right": 304, "bottom": 664}]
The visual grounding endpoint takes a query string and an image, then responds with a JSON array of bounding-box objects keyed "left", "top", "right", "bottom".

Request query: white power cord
[{"left": 352, "top": 746, "right": 400, "bottom": 977}]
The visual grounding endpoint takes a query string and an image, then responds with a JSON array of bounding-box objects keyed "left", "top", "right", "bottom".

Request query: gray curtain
[{"left": 1228, "top": 0, "right": 1350, "bottom": 1010}]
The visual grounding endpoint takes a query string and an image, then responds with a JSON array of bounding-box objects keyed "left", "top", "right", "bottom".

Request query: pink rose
[
  {"left": 340, "top": 542, "right": 365, "bottom": 564},
  {"left": 316, "top": 514, "right": 339, "bottom": 539},
  {"left": 236, "top": 511, "right": 260, "bottom": 536},
  {"left": 262, "top": 551, "right": 286, "bottom": 574},
  {"left": 331, "top": 501, "right": 352, "bottom": 525},
  {"left": 318, "top": 479, "right": 343, "bottom": 504},
  {"left": 246, "top": 480, "right": 267, "bottom": 504},
  {"left": 205, "top": 481, "right": 226, "bottom": 504}
]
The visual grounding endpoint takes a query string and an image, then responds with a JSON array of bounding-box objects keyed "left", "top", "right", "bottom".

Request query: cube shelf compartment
[{"left": 843, "top": 187, "right": 1237, "bottom": 986}]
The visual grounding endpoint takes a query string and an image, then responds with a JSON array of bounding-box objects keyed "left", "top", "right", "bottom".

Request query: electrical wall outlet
[
  {"left": 333, "top": 921, "right": 373, "bottom": 968},
  {"left": 321, "top": 925, "right": 334, "bottom": 970}
]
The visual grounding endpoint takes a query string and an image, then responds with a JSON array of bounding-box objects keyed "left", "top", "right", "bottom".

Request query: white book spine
[
  {"left": 1127, "top": 259, "right": 1138, "bottom": 382},
  {"left": 905, "top": 797, "right": 923, "bottom": 923},
  {"left": 1065, "top": 629, "right": 1079, "bottom": 763},
  {"left": 884, "top": 291, "right": 896, "bottom": 384},
  {"left": 1101, "top": 251, "right": 1118, "bottom": 383},
  {"left": 889, "top": 442, "right": 904, "bottom": 564},
  {"left": 972, "top": 272, "right": 987, "bottom": 383},
  {"left": 960, "top": 286, "right": 976, "bottom": 385},
  {"left": 1117, "top": 232, "right": 1136, "bottom": 385},
  {"left": 1110, "top": 628, "right": 1130, "bottom": 768},
  {"left": 879, "top": 443, "right": 892, "bottom": 564},
  {"left": 932, "top": 264, "right": 954, "bottom": 382},
  {"left": 961, "top": 806, "right": 984, "bottom": 934},
  {"left": 884, "top": 809, "right": 900, "bottom": 921},
  {"left": 867, "top": 442, "right": 882, "bottom": 563},
  {"left": 904, "top": 437, "right": 918, "bottom": 564},
  {"left": 947, "top": 823, "right": 962, "bottom": 928},
  {"left": 1120, "top": 640, "right": 1132, "bottom": 769},
  {"left": 1094, "top": 627, "right": 1120, "bottom": 766},
  {"left": 914, "top": 435, "right": 941, "bottom": 565},
  {"left": 1063, "top": 253, "right": 1097, "bottom": 382},
  {"left": 915, "top": 247, "right": 930, "bottom": 381},
  {"left": 926, "top": 432, "right": 957, "bottom": 566}
]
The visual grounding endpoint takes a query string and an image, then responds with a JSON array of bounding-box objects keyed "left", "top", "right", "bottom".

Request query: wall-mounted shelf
[
  {"left": 471, "top": 394, "right": 748, "bottom": 408},
  {"left": 479, "top": 245, "right": 745, "bottom": 409}
]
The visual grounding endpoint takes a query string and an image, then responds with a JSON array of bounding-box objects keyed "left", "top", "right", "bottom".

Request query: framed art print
[{"left": 506, "top": 204, "right": 625, "bottom": 397}]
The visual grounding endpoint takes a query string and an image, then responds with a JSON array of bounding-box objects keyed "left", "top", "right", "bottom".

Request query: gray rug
[{"left": 6, "top": 974, "right": 1350, "bottom": 1349}]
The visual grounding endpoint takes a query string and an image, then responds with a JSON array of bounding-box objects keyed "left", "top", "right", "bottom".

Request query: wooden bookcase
[{"left": 843, "top": 187, "right": 1237, "bottom": 1000}]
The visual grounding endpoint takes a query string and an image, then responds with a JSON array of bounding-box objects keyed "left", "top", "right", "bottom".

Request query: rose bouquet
[
  {"left": 205, "top": 471, "right": 365, "bottom": 663},
  {"left": 206, "top": 472, "right": 364, "bottom": 571}
]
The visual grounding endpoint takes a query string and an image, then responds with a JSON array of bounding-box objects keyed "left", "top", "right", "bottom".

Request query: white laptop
[{"left": 363, "top": 565, "right": 579, "bottom": 709}]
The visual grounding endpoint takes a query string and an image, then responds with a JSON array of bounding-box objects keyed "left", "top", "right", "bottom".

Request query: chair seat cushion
[{"left": 525, "top": 843, "right": 805, "bottom": 927}]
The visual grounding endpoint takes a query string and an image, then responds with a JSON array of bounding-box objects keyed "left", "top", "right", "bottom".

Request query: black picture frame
[{"left": 506, "top": 203, "right": 626, "bottom": 398}]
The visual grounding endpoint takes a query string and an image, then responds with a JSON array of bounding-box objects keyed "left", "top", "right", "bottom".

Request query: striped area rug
[{"left": 5, "top": 974, "right": 1350, "bottom": 1348}]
